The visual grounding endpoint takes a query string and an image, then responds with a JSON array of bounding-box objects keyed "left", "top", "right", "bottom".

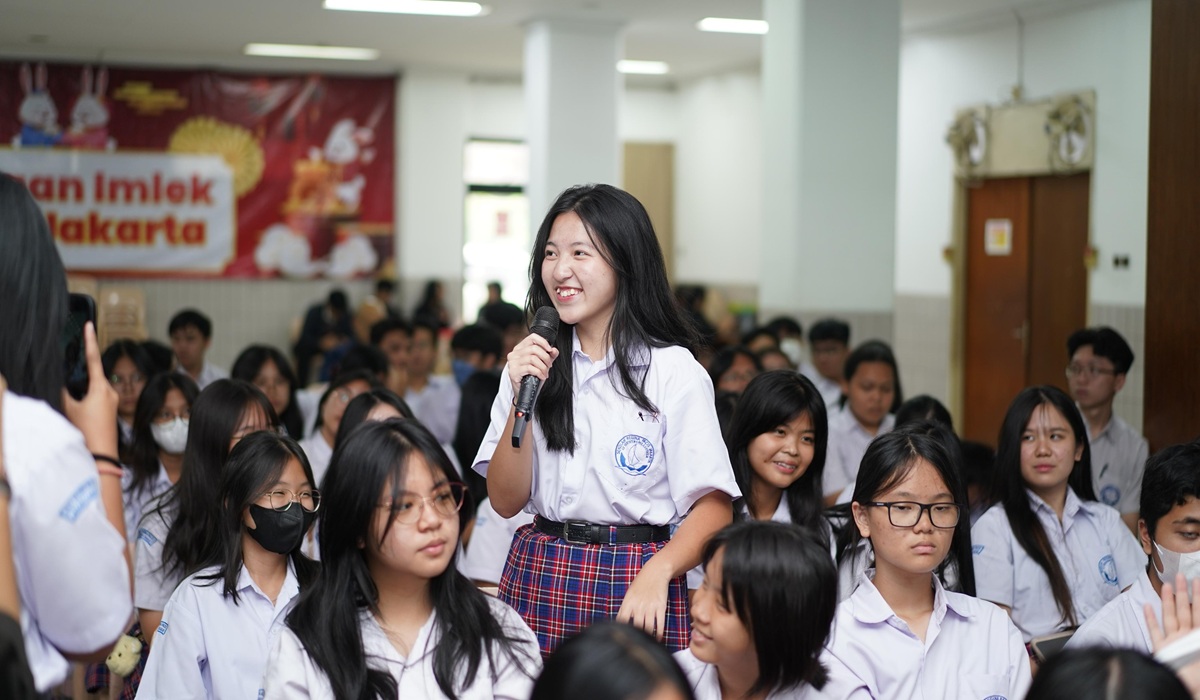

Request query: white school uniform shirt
[
  {"left": 799, "top": 362, "right": 842, "bottom": 412},
  {"left": 458, "top": 498, "right": 535, "bottom": 585},
  {"left": 473, "top": 336, "right": 741, "bottom": 525},
  {"left": 134, "top": 497, "right": 180, "bottom": 612},
  {"left": 826, "top": 572, "right": 1031, "bottom": 700},
  {"left": 822, "top": 407, "right": 895, "bottom": 497},
  {"left": 263, "top": 596, "right": 541, "bottom": 699},
  {"left": 2, "top": 391, "right": 132, "bottom": 692},
  {"left": 1066, "top": 568, "right": 1160, "bottom": 654},
  {"left": 1086, "top": 413, "right": 1149, "bottom": 516},
  {"left": 298, "top": 432, "right": 333, "bottom": 488},
  {"left": 970, "top": 488, "right": 1144, "bottom": 641},
  {"left": 122, "top": 461, "right": 173, "bottom": 544},
  {"left": 674, "top": 647, "right": 841, "bottom": 699},
  {"left": 177, "top": 361, "right": 228, "bottom": 391},
  {"left": 138, "top": 562, "right": 300, "bottom": 700},
  {"left": 406, "top": 374, "right": 462, "bottom": 445}
]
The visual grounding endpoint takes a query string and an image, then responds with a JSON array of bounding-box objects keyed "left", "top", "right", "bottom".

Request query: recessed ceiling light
[
  {"left": 324, "top": 0, "right": 485, "bottom": 16},
  {"left": 697, "top": 17, "right": 768, "bottom": 35},
  {"left": 244, "top": 43, "right": 381, "bottom": 60},
  {"left": 617, "top": 60, "right": 669, "bottom": 75}
]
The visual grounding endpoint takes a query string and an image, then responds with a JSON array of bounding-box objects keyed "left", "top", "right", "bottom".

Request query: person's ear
[
  {"left": 1139, "top": 519, "right": 1154, "bottom": 557},
  {"left": 1114, "top": 372, "right": 1126, "bottom": 393},
  {"left": 852, "top": 502, "right": 871, "bottom": 539}
]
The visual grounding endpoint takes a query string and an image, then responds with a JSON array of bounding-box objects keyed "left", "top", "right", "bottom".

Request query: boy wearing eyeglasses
[{"left": 1065, "top": 327, "right": 1149, "bottom": 533}]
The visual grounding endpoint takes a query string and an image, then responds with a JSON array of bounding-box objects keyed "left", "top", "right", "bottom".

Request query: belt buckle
[{"left": 564, "top": 520, "right": 592, "bottom": 544}]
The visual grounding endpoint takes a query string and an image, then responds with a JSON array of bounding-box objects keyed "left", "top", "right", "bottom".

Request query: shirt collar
[
  {"left": 1027, "top": 486, "right": 1082, "bottom": 522},
  {"left": 851, "top": 570, "right": 973, "bottom": 627},
  {"left": 236, "top": 559, "right": 299, "bottom": 608},
  {"left": 569, "top": 329, "right": 650, "bottom": 369}
]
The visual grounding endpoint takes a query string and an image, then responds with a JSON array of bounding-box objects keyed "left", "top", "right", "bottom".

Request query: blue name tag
[
  {"left": 58, "top": 479, "right": 99, "bottom": 523},
  {"left": 137, "top": 528, "right": 158, "bottom": 546},
  {"left": 156, "top": 621, "right": 169, "bottom": 636}
]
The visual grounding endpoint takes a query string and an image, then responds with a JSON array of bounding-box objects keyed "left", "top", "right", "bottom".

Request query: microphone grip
[{"left": 511, "top": 374, "right": 541, "bottom": 448}]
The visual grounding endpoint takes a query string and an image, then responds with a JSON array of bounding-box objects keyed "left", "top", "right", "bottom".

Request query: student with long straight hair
[
  {"left": 823, "top": 341, "right": 903, "bottom": 506},
  {"left": 232, "top": 345, "right": 309, "bottom": 440},
  {"left": 827, "top": 423, "right": 1030, "bottom": 699},
  {"left": 971, "top": 385, "right": 1143, "bottom": 642},
  {"left": 135, "top": 379, "right": 279, "bottom": 644},
  {"left": 264, "top": 419, "right": 540, "bottom": 698},
  {"left": 532, "top": 621, "right": 696, "bottom": 700},
  {"left": 138, "top": 431, "right": 320, "bottom": 698},
  {"left": 123, "top": 373, "right": 199, "bottom": 542},
  {"left": 678, "top": 521, "right": 838, "bottom": 699},
  {"left": 102, "top": 339, "right": 156, "bottom": 454},
  {"left": 298, "top": 369, "right": 378, "bottom": 486},
  {"left": 476, "top": 184, "right": 739, "bottom": 655}
]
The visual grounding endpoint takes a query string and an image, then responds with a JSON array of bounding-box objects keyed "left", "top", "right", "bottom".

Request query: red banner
[{"left": 0, "top": 61, "right": 395, "bottom": 279}]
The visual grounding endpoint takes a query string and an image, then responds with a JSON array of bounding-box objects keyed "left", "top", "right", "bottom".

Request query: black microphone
[{"left": 512, "top": 306, "right": 560, "bottom": 448}]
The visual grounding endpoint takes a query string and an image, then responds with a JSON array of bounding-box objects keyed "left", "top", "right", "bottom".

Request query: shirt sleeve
[
  {"left": 261, "top": 628, "right": 322, "bottom": 699},
  {"left": 488, "top": 598, "right": 542, "bottom": 700},
  {"left": 134, "top": 510, "right": 176, "bottom": 612},
  {"left": 138, "top": 583, "right": 208, "bottom": 700},
  {"left": 1004, "top": 610, "right": 1034, "bottom": 698},
  {"left": 971, "top": 506, "right": 1016, "bottom": 608}
]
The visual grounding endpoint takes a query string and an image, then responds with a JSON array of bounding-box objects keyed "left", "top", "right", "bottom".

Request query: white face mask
[
  {"left": 151, "top": 417, "right": 189, "bottom": 455},
  {"left": 780, "top": 337, "right": 804, "bottom": 367},
  {"left": 1153, "top": 541, "right": 1200, "bottom": 587}
]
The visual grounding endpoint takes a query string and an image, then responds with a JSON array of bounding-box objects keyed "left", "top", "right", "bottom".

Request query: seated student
[
  {"left": 293, "top": 290, "right": 355, "bottom": 387},
  {"left": 1025, "top": 648, "right": 1191, "bottom": 700},
  {"left": 1065, "top": 327, "right": 1149, "bottom": 533},
  {"left": 102, "top": 339, "right": 155, "bottom": 453},
  {"left": 763, "top": 316, "right": 805, "bottom": 368},
  {"left": 232, "top": 346, "right": 311, "bottom": 440},
  {"left": 404, "top": 320, "right": 461, "bottom": 445},
  {"left": 677, "top": 521, "right": 840, "bottom": 700},
  {"left": 297, "top": 370, "right": 378, "bottom": 488},
  {"left": 800, "top": 319, "right": 850, "bottom": 411},
  {"left": 532, "top": 621, "right": 696, "bottom": 700},
  {"left": 169, "top": 309, "right": 228, "bottom": 391},
  {"left": 822, "top": 341, "right": 902, "bottom": 506},
  {"left": 263, "top": 420, "right": 541, "bottom": 698},
  {"left": 450, "top": 324, "right": 503, "bottom": 387},
  {"left": 827, "top": 424, "right": 1031, "bottom": 699},
  {"left": 459, "top": 498, "right": 535, "bottom": 586},
  {"left": 138, "top": 432, "right": 319, "bottom": 699},
  {"left": 971, "top": 385, "right": 1143, "bottom": 644},
  {"left": 371, "top": 318, "right": 413, "bottom": 399},
  {"left": 1067, "top": 441, "right": 1200, "bottom": 653},
  {"left": 354, "top": 279, "right": 400, "bottom": 345},
  {"left": 709, "top": 346, "right": 762, "bottom": 396},
  {"left": 758, "top": 347, "right": 795, "bottom": 372},
  {"left": 477, "top": 292, "right": 527, "bottom": 358},
  {"left": 140, "top": 339, "right": 176, "bottom": 377},
  {"left": 741, "top": 327, "right": 780, "bottom": 356},
  {"left": 960, "top": 440, "right": 995, "bottom": 525},
  {"left": 123, "top": 373, "right": 200, "bottom": 543},
  {"left": 453, "top": 369, "right": 502, "bottom": 513}
]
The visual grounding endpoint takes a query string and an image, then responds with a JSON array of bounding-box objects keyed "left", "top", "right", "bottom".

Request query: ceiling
[{"left": 0, "top": 0, "right": 1124, "bottom": 85}]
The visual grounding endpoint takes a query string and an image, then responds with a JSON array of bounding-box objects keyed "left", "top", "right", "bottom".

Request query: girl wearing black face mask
[{"left": 139, "top": 431, "right": 320, "bottom": 699}]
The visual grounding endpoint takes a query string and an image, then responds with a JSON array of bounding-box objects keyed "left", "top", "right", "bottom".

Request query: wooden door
[
  {"left": 622, "top": 142, "right": 675, "bottom": 281},
  {"left": 962, "top": 174, "right": 1090, "bottom": 445}
]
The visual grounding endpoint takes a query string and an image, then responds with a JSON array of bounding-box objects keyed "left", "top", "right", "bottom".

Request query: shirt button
[{"left": 563, "top": 495, "right": 576, "bottom": 505}]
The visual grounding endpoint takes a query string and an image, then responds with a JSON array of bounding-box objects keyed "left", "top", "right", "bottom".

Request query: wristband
[{"left": 92, "top": 454, "right": 124, "bottom": 477}]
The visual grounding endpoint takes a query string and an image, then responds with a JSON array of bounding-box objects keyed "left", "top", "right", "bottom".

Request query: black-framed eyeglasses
[
  {"left": 866, "top": 501, "right": 961, "bottom": 529},
  {"left": 1065, "top": 363, "right": 1116, "bottom": 379},
  {"left": 262, "top": 488, "right": 321, "bottom": 513},
  {"left": 379, "top": 482, "right": 466, "bottom": 525}
]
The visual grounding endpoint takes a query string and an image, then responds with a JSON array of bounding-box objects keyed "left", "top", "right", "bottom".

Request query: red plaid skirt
[{"left": 498, "top": 523, "right": 690, "bottom": 657}]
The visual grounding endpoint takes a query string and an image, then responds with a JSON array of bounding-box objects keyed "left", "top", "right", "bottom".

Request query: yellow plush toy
[{"left": 105, "top": 634, "right": 143, "bottom": 677}]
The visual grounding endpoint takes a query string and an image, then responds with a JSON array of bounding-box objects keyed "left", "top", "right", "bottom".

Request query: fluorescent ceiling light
[
  {"left": 618, "top": 60, "right": 669, "bottom": 75},
  {"left": 244, "top": 43, "right": 380, "bottom": 60},
  {"left": 697, "top": 17, "right": 768, "bottom": 35},
  {"left": 324, "top": 0, "right": 485, "bottom": 16}
]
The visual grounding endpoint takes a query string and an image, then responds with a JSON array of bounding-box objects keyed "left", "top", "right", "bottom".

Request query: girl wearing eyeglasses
[
  {"left": 138, "top": 431, "right": 320, "bottom": 699},
  {"left": 825, "top": 423, "right": 1031, "bottom": 699},
  {"left": 298, "top": 370, "right": 378, "bottom": 488},
  {"left": 971, "top": 386, "right": 1143, "bottom": 646},
  {"left": 264, "top": 419, "right": 540, "bottom": 698}
]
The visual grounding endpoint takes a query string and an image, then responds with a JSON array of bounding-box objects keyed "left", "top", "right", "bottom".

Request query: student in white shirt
[
  {"left": 135, "top": 380, "right": 280, "bottom": 647},
  {"left": 1068, "top": 441, "right": 1200, "bottom": 653},
  {"left": 822, "top": 341, "right": 901, "bottom": 506},
  {"left": 232, "top": 345, "right": 309, "bottom": 440},
  {"left": 169, "top": 309, "right": 228, "bottom": 391},
  {"left": 405, "top": 321, "right": 462, "bottom": 445},
  {"left": 264, "top": 419, "right": 540, "bottom": 698},
  {"left": 828, "top": 423, "right": 1031, "bottom": 700},
  {"left": 971, "top": 385, "right": 1143, "bottom": 644},
  {"left": 101, "top": 339, "right": 154, "bottom": 454},
  {"left": 139, "top": 431, "right": 319, "bottom": 699},
  {"left": 531, "top": 621, "right": 696, "bottom": 700},
  {"left": 678, "top": 521, "right": 843, "bottom": 700},
  {"left": 297, "top": 370, "right": 376, "bottom": 487},
  {"left": 123, "top": 373, "right": 199, "bottom": 542},
  {"left": 800, "top": 319, "right": 851, "bottom": 412}
]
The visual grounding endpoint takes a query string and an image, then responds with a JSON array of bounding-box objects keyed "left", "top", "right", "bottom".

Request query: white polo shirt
[
  {"left": 262, "top": 596, "right": 541, "bottom": 699},
  {"left": 122, "top": 462, "right": 173, "bottom": 544},
  {"left": 1066, "top": 568, "right": 1159, "bottom": 654},
  {"left": 826, "top": 572, "right": 1031, "bottom": 700},
  {"left": 799, "top": 362, "right": 842, "bottom": 413},
  {"left": 177, "top": 361, "right": 228, "bottom": 392},
  {"left": 406, "top": 375, "right": 462, "bottom": 446},
  {"left": 1086, "top": 414, "right": 1149, "bottom": 516},
  {"left": 971, "top": 488, "right": 1144, "bottom": 641},
  {"left": 138, "top": 562, "right": 299, "bottom": 700},
  {"left": 133, "top": 497, "right": 180, "bottom": 612},
  {"left": 822, "top": 407, "right": 895, "bottom": 497},
  {"left": 2, "top": 391, "right": 132, "bottom": 692},
  {"left": 673, "top": 647, "right": 840, "bottom": 699},
  {"left": 473, "top": 337, "right": 740, "bottom": 525},
  {"left": 458, "top": 498, "right": 535, "bottom": 585}
]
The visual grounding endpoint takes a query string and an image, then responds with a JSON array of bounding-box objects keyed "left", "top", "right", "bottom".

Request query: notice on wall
[{"left": 984, "top": 218, "right": 1013, "bottom": 256}]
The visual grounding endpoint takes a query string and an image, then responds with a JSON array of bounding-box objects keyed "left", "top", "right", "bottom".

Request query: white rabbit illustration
[
  {"left": 307, "top": 118, "right": 375, "bottom": 211},
  {"left": 12, "top": 62, "right": 61, "bottom": 148},
  {"left": 63, "top": 66, "right": 116, "bottom": 151}
]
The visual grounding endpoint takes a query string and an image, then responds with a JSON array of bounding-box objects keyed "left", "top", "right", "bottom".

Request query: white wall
[{"left": 894, "top": 0, "right": 1150, "bottom": 305}]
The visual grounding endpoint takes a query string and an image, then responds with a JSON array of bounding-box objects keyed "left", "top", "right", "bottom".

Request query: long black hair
[
  {"left": 197, "top": 431, "right": 319, "bottom": 601},
  {"left": 149, "top": 379, "right": 279, "bottom": 581},
  {"left": 531, "top": 621, "right": 696, "bottom": 700},
  {"left": 1026, "top": 648, "right": 1189, "bottom": 700},
  {"left": 845, "top": 422, "right": 976, "bottom": 595},
  {"left": 285, "top": 419, "right": 536, "bottom": 699},
  {"left": 0, "top": 174, "right": 68, "bottom": 411},
  {"left": 332, "top": 388, "right": 415, "bottom": 450},
  {"left": 231, "top": 345, "right": 305, "bottom": 439},
  {"left": 529, "top": 184, "right": 699, "bottom": 453},
  {"left": 727, "top": 370, "right": 828, "bottom": 547},
  {"left": 702, "top": 521, "right": 837, "bottom": 696},
  {"left": 992, "top": 385, "right": 1094, "bottom": 627},
  {"left": 126, "top": 373, "right": 199, "bottom": 496}
]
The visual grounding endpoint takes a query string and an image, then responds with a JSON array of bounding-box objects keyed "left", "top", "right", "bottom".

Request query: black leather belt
[{"left": 534, "top": 516, "right": 670, "bottom": 545}]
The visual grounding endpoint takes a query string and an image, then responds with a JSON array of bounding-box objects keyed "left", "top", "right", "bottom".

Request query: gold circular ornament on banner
[{"left": 168, "top": 116, "right": 265, "bottom": 197}]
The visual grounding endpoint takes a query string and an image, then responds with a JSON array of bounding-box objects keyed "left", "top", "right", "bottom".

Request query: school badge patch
[{"left": 614, "top": 434, "right": 655, "bottom": 476}]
